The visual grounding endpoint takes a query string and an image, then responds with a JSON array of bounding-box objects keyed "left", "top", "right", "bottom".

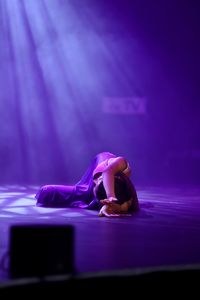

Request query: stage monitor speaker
[{"left": 9, "top": 224, "right": 75, "bottom": 278}]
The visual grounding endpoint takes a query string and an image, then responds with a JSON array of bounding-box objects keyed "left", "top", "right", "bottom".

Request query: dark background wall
[{"left": 0, "top": 0, "right": 199, "bottom": 185}]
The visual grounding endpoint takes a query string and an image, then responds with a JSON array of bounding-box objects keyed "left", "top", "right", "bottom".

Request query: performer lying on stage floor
[{"left": 35, "top": 152, "right": 139, "bottom": 217}]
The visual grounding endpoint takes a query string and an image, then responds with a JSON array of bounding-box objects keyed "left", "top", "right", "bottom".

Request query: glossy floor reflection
[{"left": 0, "top": 184, "right": 200, "bottom": 282}]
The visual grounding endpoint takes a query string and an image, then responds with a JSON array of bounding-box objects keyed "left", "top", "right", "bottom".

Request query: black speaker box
[{"left": 9, "top": 224, "right": 75, "bottom": 278}]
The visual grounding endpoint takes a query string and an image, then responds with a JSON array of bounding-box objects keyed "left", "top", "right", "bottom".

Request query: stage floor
[{"left": 0, "top": 184, "right": 200, "bottom": 282}]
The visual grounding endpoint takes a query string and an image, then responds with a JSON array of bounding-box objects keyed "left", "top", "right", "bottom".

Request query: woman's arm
[{"left": 102, "top": 156, "right": 128, "bottom": 200}]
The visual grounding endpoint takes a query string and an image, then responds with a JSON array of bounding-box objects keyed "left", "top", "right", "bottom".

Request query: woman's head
[{"left": 94, "top": 175, "right": 132, "bottom": 205}]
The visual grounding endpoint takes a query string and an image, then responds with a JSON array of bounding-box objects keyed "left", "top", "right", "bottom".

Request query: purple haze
[{"left": 0, "top": 0, "right": 199, "bottom": 185}]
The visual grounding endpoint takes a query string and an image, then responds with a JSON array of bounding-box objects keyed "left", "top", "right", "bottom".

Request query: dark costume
[{"left": 35, "top": 152, "right": 139, "bottom": 212}]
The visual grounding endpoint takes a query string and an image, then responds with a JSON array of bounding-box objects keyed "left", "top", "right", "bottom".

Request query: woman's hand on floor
[
  {"left": 98, "top": 204, "right": 121, "bottom": 217},
  {"left": 98, "top": 201, "right": 131, "bottom": 217}
]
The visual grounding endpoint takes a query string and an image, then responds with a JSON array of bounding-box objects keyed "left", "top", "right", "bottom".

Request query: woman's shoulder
[{"left": 108, "top": 156, "right": 131, "bottom": 176}]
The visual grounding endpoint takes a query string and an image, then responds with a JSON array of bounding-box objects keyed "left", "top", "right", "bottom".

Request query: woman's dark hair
[{"left": 94, "top": 175, "right": 132, "bottom": 205}]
